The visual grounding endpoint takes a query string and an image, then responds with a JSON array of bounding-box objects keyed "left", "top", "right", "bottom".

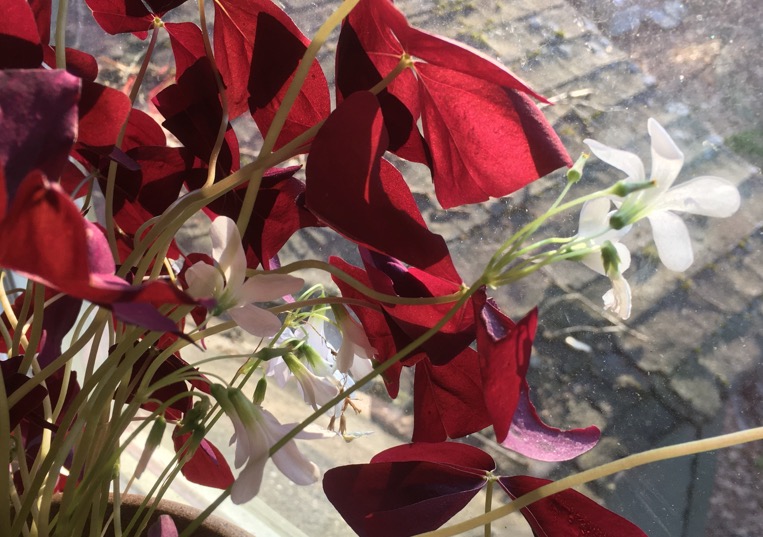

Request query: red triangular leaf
[
  {"left": 173, "top": 431, "right": 234, "bottom": 489},
  {"left": 213, "top": 0, "right": 329, "bottom": 136},
  {"left": 499, "top": 475, "right": 647, "bottom": 536},
  {"left": 305, "top": 91, "right": 455, "bottom": 276},
  {"left": 413, "top": 349, "right": 491, "bottom": 442},
  {"left": 1, "top": 0, "right": 43, "bottom": 68}
]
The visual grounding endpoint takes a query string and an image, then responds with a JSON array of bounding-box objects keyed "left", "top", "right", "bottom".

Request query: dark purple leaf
[{"left": 324, "top": 461, "right": 486, "bottom": 537}]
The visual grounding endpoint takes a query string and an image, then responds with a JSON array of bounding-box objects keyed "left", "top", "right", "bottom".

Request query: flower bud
[
  {"left": 600, "top": 240, "right": 621, "bottom": 276},
  {"left": 566, "top": 152, "right": 589, "bottom": 184},
  {"left": 253, "top": 377, "right": 268, "bottom": 405},
  {"left": 135, "top": 416, "right": 166, "bottom": 478}
]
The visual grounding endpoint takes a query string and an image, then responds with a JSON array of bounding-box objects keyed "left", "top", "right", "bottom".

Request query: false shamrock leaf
[
  {"left": 323, "top": 444, "right": 491, "bottom": 537},
  {"left": 474, "top": 295, "right": 534, "bottom": 443},
  {"left": 84, "top": 0, "right": 187, "bottom": 37},
  {"left": 412, "top": 348, "right": 491, "bottom": 442},
  {"left": 337, "top": 0, "right": 572, "bottom": 209},
  {"left": 153, "top": 58, "right": 240, "bottom": 176},
  {"left": 499, "top": 475, "right": 647, "bottom": 536},
  {"left": 173, "top": 429, "right": 235, "bottom": 490},
  {"left": 502, "top": 380, "right": 601, "bottom": 461},
  {"left": 305, "top": 91, "right": 456, "bottom": 277},
  {"left": 0, "top": 0, "right": 43, "bottom": 68},
  {"left": 213, "top": 0, "right": 330, "bottom": 147}
]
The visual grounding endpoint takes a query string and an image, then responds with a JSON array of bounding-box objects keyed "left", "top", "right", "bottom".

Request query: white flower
[
  {"left": 573, "top": 198, "right": 632, "bottom": 319},
  {"left": 585, "top": 118, "right": 740, "bottom": 272},
  {"left": 331, "top": 305, "right": 375, "bottom": 378},
  {"left": 211, "top": 385, "right": 331, "bottom": 504},
  {"left": 185, "top": 217, "right": 303, "bottom": 337}
]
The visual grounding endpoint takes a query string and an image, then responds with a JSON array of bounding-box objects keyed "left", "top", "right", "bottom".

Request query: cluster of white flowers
[{"left": 576, "top": 118, "right": 741, "bottom": 319}]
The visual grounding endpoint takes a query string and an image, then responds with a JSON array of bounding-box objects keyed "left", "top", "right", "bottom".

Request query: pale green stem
[
  {"left": 198, "top": 0, "right": 229, "bottom": 189},
  {"left": 0, "top": 365, "right": 11, "bottom": 535},
  {"left": 418, "top": 426, "right": 763, "bottom": 537},
  {"left": 55, "top": 0, "right": 68, "bottom": 69},
  {"left": 483, "top": 479, "right": 493, "bottom": 537},
  {"left": 269, "top": 259, "right": 466, "bottom": 306},
  {"left": 104, "top": 22, "right": 161, "bottom": 261}
]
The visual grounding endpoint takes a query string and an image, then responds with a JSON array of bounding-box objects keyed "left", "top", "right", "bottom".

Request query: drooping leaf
[
  {"left": 305, "top": 91, "right": 455, "bottom": 276},
  {"left": 501, "top": 380, "right": 601, "bottom": 462},
  {"left": 499, "top": 475, "right": 647, "bottom": 536},
  {"left": 336, "top": 8, "right": 427, "bottom": 163},
  {"left": 413, "top": 348, "right": 491, "bottom": 442},
  {"left": 324, "top": 460, "right": 487, "bottom": 537},
  {"left": 84, "top": 0, "right": 155, "bottom": 36},
  {"left": 247, "top": 12, "right": 330, "bottom": 148},
  {"left": 341, "top": 0, "right": 572, "bottom": 209},
  {"left": 173, "top": 431, "right": 235, "bottom": 489},
  {"left": 475, "top": 297, "right": 535, "bottom": 442},
  {"left": 77, "top": 80, "right": 132, "bottom": 148}
]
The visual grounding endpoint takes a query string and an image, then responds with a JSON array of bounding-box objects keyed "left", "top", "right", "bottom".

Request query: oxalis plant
[{"left": 0, "top": 0, "right": 760, "bottom": 535}]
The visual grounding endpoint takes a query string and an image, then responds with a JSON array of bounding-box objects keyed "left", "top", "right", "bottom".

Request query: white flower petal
[
  {"left": 603, "top": 273, "right": 632, "bottom": 320},
  {"left": 647, "top": 211, "right": 694, "bottom": 272},
  {"left": 185, "top": 262, "right": 224, "bottom": 299},
  {"left": 614, "top": 242, "right": 632, "bottom": 272},
  {"left": 584, "top": 138, "right": 645, "bottom": 182},
  {"left": 339, "top": 315, "right": 376, "bottom": 360},
  {"left": 577, "top": 198, "right": 612, "bottom": 236},
  {"left": 349, "top": 356, "right": 374, "bottom": 379},
  {"left": 238, "top": 274, "right": 304, "bottom": 303},
  {"left": 654, "top": 176, "right": 741, "bottom": 217},
  {"left": 271, "top": 442, "right": 320, "bottom": 486},
  {"left": 647, "top": 118, "right": 684, "bottom": 191},
  {"left": 230, "top": 450, "right": 268, "bottom": 504},
  {"left": 211, "top": 216, "right": 247, "bottom": 292},
  {"left": 229, "top": 304, "right": 283, "bottom": 337}
]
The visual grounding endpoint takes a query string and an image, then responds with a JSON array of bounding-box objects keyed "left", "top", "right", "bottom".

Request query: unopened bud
[
  {"left": 611, "top": 179, "right": 655, "bottom": 198},
  {"left": 566, "top": 152, "right": 589, "bottom": 184},
  {"left": 135, "top": 416, "right": 166, "bottom": 478},
  {"left": 253, "top": 377, "right": 267, "bottom": 405},
  {"left": 600, "top": 241, "right": 621, "bottom": 276}
]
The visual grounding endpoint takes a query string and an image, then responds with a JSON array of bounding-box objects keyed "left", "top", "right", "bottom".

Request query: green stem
[
  {"left": 0, "top": 365, "right": 11, "bottom": 535},
  {"left": 55, "top": 0, "right": 69, "bottom": 69},
  {"left": 104, "top": 21, "right": 161, "bottom": 262},
  {"left": 418, "top": 426, "right": 763, "bottom": 537},
  {"left": 483, "top": 479, "right": 493, "bottom": 537},
  {"left": 269, "top": 259, "right": 466, "bottom": 305},
  {"left": 198, "top": 0, "right": 229, "bottom": 190},
  {"left": 486, "top": 187, "right": 616, "bottom": 279}
]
